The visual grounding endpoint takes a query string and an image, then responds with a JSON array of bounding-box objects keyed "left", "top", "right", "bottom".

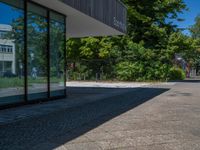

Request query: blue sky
[
  {"left": 0, "top": 2, "right": 22, "bottom": 24},
  {"left": 173, "top": 0, "right": 200, "bottom": 35}
]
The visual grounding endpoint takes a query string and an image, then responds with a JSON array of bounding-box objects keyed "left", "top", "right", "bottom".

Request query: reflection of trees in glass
[
  {"left": 11, "top": 15, "right": 24, "bottom": 77},
  {"left": 3, "top": 7, "right": 24, "bottom": 77},
  {"left": 5, "top": 6, "right": 66, "bottom": 78},
  {"left": 9, "top": 9, "right": 66, "bottom": 80},
  {"left": 50, "top": 20, "right": 65, "bottom": 78},
  {"left": 27, "top": 12, "right": 47, "bottom": 77}
]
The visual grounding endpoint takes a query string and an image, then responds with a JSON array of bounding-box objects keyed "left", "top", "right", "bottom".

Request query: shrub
[
  {"left": 116, "top": 61, "right": 141, "bottom": 81},
  {"left": 168, "top": 67, "right": 186, "bottom": 80}
]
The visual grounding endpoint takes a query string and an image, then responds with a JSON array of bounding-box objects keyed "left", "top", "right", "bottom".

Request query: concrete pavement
[{"left": 0, "top": 80, "right": 200, "bottom": 150}]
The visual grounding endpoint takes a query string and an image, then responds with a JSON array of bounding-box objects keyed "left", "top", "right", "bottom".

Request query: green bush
[
  {"left": 116, "top": 61, "right": 140, "bottom": 81},
  {"left": 168, "top": 67, "right": 186, "bottom": 80}
]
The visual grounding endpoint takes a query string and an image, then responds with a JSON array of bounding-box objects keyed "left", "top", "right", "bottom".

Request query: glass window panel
[
  {"left": 50, "top": 11, "right": 65, "bottom": 97},
  {"left": 50, "top": 12, "right": 65, "bottom": 24},
  {"left": 0, "top": 0, "right": 24, "bottom": 106},
  {"left": 5, "top": 61, "right": 12, "bottom": 72},
  {"left": 27, "top": 2, "right": 48, "bottom": 100},
  {"left": 28, "top": 3, "right": 47, "bottom": 17}
]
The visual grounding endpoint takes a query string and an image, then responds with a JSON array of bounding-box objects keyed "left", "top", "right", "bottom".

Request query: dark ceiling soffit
[{"left": 59, "top": 0, "right": 127, "bottom": 33}]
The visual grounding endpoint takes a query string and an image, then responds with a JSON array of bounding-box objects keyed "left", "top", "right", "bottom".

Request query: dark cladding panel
[{"left": 60, "top": 0, "right": 127, "bottom": 33}]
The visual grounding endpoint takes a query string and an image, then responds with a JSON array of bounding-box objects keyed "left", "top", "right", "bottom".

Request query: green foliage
[
  {"left": 66, "top": 38, "right": 81, "bottom": 60},
  {"left": 190, "top": 14, "right": 200, "bottom": 39},
  {"left": 66, "top": 0, "right": 199, "bottom": 81},
  {"left": 79, "top": 37, "right": 100, "bottom": 59},
  {"left": 189, "top": 15, "right": 200, "bottom": 67},
  {"left": 122, "top": 0, "right": 186, "bottom": 47},
  {"left": 168, "top": 67, "right": 186, "bottom": 80},
  {"left": 99, "top": 37, "right": 113, "bottom": 59},
  {"left": 0, "top": 78, "right": 24, "bottom": 89},
  {"left": 116, "top": 61, "right": 141, "bottom": 81},
  {"left": 167, "top": 32, "right": 200, "bottom": 67}
]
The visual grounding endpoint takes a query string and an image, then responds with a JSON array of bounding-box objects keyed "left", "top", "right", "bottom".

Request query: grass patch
[
  {"left": 0, "top": 78, "right": 24, "bottom": 89},
  {"left": 0, "top": 77, "right": 64, "bottom": 89}
]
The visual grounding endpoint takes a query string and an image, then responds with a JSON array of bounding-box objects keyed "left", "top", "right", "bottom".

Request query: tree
[
  {"left": 189, "top": 15, "right": 200, "bottom": 68},
  {"left": 122, "top": 0, "right": 187, "bottom": 48},
  {"left": 66, "top": 0, "right": 191, "bottom": 81},
  {"left": 190, "top": 14, "right": 200, "bottom": 39},
  {"left": 167, "top": 32, "right": 197, "bottom": 62}
]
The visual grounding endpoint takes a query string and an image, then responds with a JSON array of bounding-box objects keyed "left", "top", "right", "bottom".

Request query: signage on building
[{"left": 113, "top": 17, "right": 126, "bottom": 32}]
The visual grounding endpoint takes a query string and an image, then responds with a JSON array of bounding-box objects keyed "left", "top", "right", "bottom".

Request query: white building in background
[{"left": 0, "top": 24, "right": 16, "bottom": 76}]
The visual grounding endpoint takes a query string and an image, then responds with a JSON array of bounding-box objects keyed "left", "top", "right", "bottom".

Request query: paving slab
[{"left": 0, "top": 80, "right": 200, "bottom": 150}]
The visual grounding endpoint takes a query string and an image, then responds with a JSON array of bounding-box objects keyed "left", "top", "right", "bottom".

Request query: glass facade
[{"left": 0, "top": 0, "right": 66, "bottom": 107}]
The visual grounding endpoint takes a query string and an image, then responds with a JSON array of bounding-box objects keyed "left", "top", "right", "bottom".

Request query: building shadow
[{"left": 0, "top": 87, "right": 169, "bottom": 150}]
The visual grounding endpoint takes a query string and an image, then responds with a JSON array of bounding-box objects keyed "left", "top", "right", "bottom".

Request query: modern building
[
  {"left": 0, "top": 0, "right": 127, "bottom": 109},
  {"left": 0, "top": 24, "right": 16, "bottom": 76}
]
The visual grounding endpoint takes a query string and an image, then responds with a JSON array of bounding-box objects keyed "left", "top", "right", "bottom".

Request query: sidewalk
[{"left": 0, "top": 80, "right": 200, "bottom": 150}]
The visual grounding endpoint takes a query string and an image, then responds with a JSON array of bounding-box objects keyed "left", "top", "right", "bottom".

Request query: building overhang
[{"left": 32, "top": 0, "right": 127, "bottom": 38}]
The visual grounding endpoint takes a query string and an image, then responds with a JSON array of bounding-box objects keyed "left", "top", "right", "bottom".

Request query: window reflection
[
  {"left": 27, "top": 3, "right": 48, "bottom": 100},
  {"left": 0, "top": 0, "right": 24, "bottom": 105},
  {"left": 0, "top": 1, "right": 66, "bottom": 106},
  {"left": 50, "top": 12, "right": 65, "bottom": 97}
]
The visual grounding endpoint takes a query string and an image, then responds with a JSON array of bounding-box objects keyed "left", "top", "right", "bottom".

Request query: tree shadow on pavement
[{"left": 0, "top": 87, "right": 169, "bottom": 150}]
